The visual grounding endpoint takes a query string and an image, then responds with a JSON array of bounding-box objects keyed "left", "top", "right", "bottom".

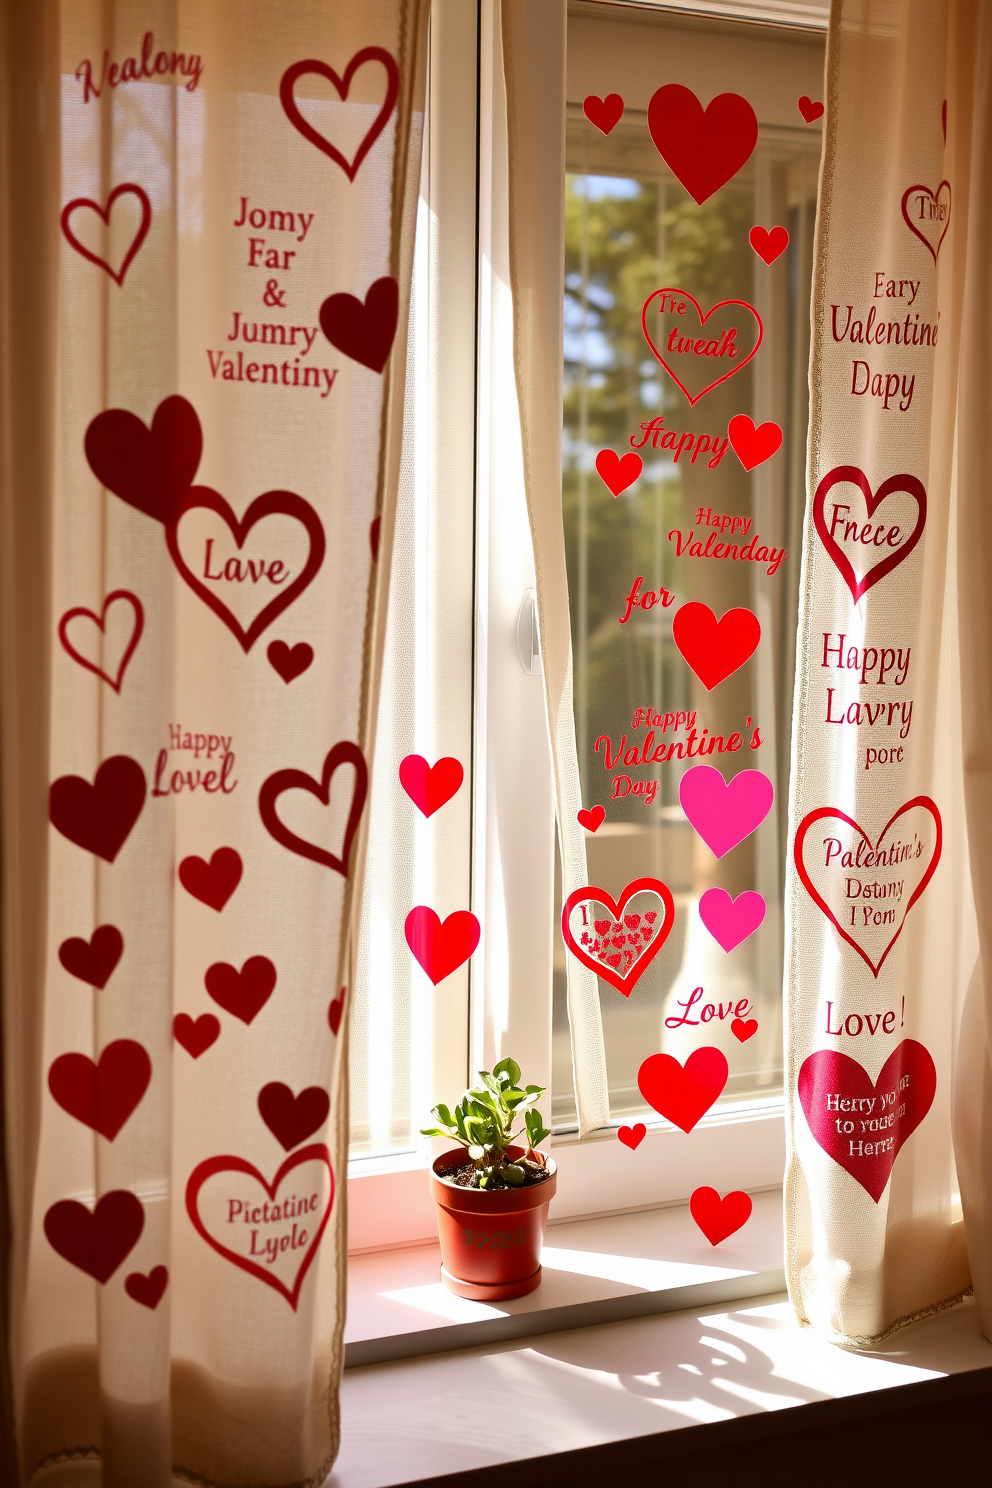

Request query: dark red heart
[
  {"left": 173, "top": 1013, "right": 221, "bottom": 1058},
  {"left": 812, "top": 465, "right": 927, "bottom": 604},
  {"left": 728, "top": 415, "right": 783, "bottom": 473},
  {"left": 125, "top": 1265, "right": 168, "bottom": 1309},
  {"left": 798, "top": 96, "right": 824, "bottom": 123},
  {"left": 49, "top": 755, "right": 146, "bottom": 863},
  {"left": 328, "top": 987, "right": 346, "bottom": 1036},
  {"left": 267, "top": 640, "right": 314, "bottom": 683},
  {"left": 204, "top": 957, "right": 277, "bottom": 1025},
  {"left": 44, "top": 1189, "right": 145, "bottom": 1283},
  {"left": 583, "top": 93, "right": 624, "bottom": 134},
  {"left": 258, "top": 1082, "right": 331, "bottom": 1152},
  {"left": 404, "top": 908, "right": 480, "bottom": 985},
  {"left": 648, "top": 84, "right": 757, "bottom": 205},
  {"left": 672, "top": 601, "right": 760, "bottom": 690},
  {"left": 58, "top": 925, "right": 124, "bottom": 989},
  {"left": 798, "top": 1042, "right": 937, "bottom": 1202},
  {"left": 259, "top": 741, "right": 368, "bottom": 879},
  {"left": 280, "top": 49, "right": 399, "bottom": 181},
  {"left": 637, "top": 1047, "right": 728, "bottom": 1132},
  {"left": 60, "top": 183, "right": 151, "bottom": 286},
  {"left": 398, "top": 755, "right": 464, "bottom": 817},
  {"left": 166, "top": 486, "right": 326, "bottom": 653},
  {"left": 690, "top": 1187, "right": 752, "bottom": 1245},
  {"left": 577, "top": 805, "right": 606, "bottom": 832},
  {"left": 48, "top": 1039, "right": 151, "bottom": 1141},
  {"left": 178, "top": 847, "right": 243, "bottom": 911},
  {"left": 319, "top": 277, "right": 399, "bottom": 374},
  {"left": 748, "top": 225, "right": 789, "bottom": 265},
  {"left": 85, "top": 394, "right": 202, "bottom": 524}
]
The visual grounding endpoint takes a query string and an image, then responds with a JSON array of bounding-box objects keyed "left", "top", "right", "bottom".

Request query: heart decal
[
  {"left": 399, "top": 755, "right": 464, "bottom": 817},
  {"left": 728, "top": 415, "right": 782, "bottom": 472},
  {"left": 690, "top": 1187, "right": 752, "bottom": 1245},
  {"left": 280, "top": 50, "right": 399, "bottom": 181},
  {"left": 49, "top": 755, "right": 146, "bottom": 863},
  {"left": 698, "top": 888, "right": 766, "bottom": 953},
  {"left": 205, "top": 957, "right": 277, "bottom": 1025},
  {"left": 617, "top": 1123, "right": 646, "bottom": 1150},
  {"left": 798, "top": 1041, "right": 936, "bottom": 1202},
  {"left": 174, "top": 1013, "right": 221, "bottom": 1059},
  {"left": 749, "top": 225, "right": 789, "bottom": 264},
  {"left": 672, "top": 602, "right": 759, "bottom": 690},
  {"left": 126, "top": 1265, "right": 169, "bottom": 1309},
  {"left": 44, "top": 1189, "right": 144, "bottom": 1283},
  {"left": 185, "top": 1144, "right": 334, "bottom": 1310},
  {"left": 319, "top": 277, "right": 399, "bottom": 374},
  {"left": 595, "top": 449, "right": 642, "bottom": 496},
  {"left": 179, "top": 847, "right": 243, "bottom": 911},
  {"left": 561, "top": 877, "right": 676, "bottom": 997},
  {"left": 584, "top": 93, "right": 624, "bottom": 135},
  {"left": 258, "top": 1083, "right": 330, "bottom": 1152},
  {"left": 647, "top": 85, "right": 757, "bottom": 204},
  {"left": 167, "top": 487, "right": 326, "bottom": 653},
  {"left": 60, "top": 183, "right": 151, "bottom": 285},
  {"left": 58, "top": 925, "right": 124, "bottom": 989},
  {"left": 328, "top": 987, "right": 346, "bottom": 1036},
  {"left": 793, "top": 797, "right": 942, "bottom": 978},
  {"left": 637, "top": 1047, "right": 728, "bottom": 1132},
  {"left": 58, "top": 590, "right": 144, "bottom": 693},
  {"left": 812, "top": 465, "right": 927, "bottom": 603},
  {"left": 732, "top": 1017, "right": 758, "bottom": 1043},
  {"left": 405, "top": 908, "right": 481, "bottom": 985},
  {"left": 577, "top": 805, "right": 606, "bottom": 833},
  {"left": 259, "top": 742, "right": 368, "bottom": 878},
  {"left": 48, "top": 1040, "right": 151, "bottom": 1140},
  {"left": 798, "top": 96, "right": 824, "bottom": 123},
  {"left": 679, "top": 765, "right": 774, "bottom": 859},
  {"left": 641, "top": 288, "right": 763, "bottom": 407},
  {"left": 901, "top": 181, "right": 951, "bottom": 262},
  {"left": 267, "top": 640, "right": 314, "bottom": 683},
  {"left": 85, "top": 395, "right": 202, "bottom": 525}
]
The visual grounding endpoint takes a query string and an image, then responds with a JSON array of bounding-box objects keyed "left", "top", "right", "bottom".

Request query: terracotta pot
[{"left": 429, "top": 1146, "right": 557, "bottom": 1300}]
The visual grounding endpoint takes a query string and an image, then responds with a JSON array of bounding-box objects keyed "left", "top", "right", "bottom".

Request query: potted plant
[{"left": 422, "top": 1057, "right": 556, "bottom": 1300}]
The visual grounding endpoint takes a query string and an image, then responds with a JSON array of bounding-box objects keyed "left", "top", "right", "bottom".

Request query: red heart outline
[
  {"left": 583, "top": 94, "right": 624, "bottom": 135},
  {"left": 166, "top": 487, "right": 326, "bottom": 653},
  {"left": 279, "top": 50, "right": 399, "bottom": 182},
  {"left": 58, "top": 925, "right": 124, "bottom": 989},
  {"left": 185, "top": 1144, "right": 334, "bottom": 1311},
  {"left": 60, "top": 184, "right": 151, "bottom": 286},
  {"left": 259, "top": 742, "right": 368, "bottom": 879},
  {"left": 58, "top": 590, "right": 144, "bottom": 693},
  {"left": 812, "top": 465, "right": 927, "bottom": 604},
  {"left": 561, "top": 877, "right": 676, "bottom": 996},
  {"left": 641, "top": 288, "right": 763, "bottom": 407},
  {"left": 900, "top": 181, "right": 951, "bottom": 263},
  {"left": 793, "top": 797, "right": 942, "bottom": 978},
  {"left": 577, "top": 805, "right": 606, "bottom": 833}
]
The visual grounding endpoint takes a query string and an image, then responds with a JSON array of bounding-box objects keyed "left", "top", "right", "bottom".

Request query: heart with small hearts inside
[
  {"left": 648, "top": 84, "right": 757, "bottom": 204},
  {"left": 320, "top": 277, "right": 399, "bottom": 373},
  {"left": 328, "top": 987, "right": 346, "bottom": 1036},
  {"left": 60, "top": 183, "right": 151, "bottom": 286},
  {"left": 49, "top": 755, "right": 146, "bottom": 863},
  {"left": 577, "top": 805, "right": 606, "bottom": 833},
  {"left": 205, "top": 957, "right": 277, "bottom": 1024},
  {"left": 641, "top": 288, "right": 763, "bottom": 406},
  {"left": 259, "top": 742, "right": 368, "bottom": 878},
  {"left": 405, "top": 908, "right": 480, "bottom": 985},
  {"left": 399, "top": 755, "right": 464, "bottom": 817},
  {"left": 174, "top": 1013, "right": 221, "bottom": 1059},
  {"left": 85, "top": 395, "right": 202, "bottom": 524},
  {"left": 58, "top": 925, "right": 124, "bottom": 989},
  {"left": 698, "top": 887, "right": 766, "bottom": 952},
  {"left": 561, "top": 877, "right": 676, "bottom": 996},
  {"left": 748, "top": 225, "right": 789, "bottom": 264},
  {"left": 126, "top": 1265, "right": 169, "bottom": 1309},
  {"left": 901, "top": 181, "right": 951, "bottom": 262},
  {"left": 44, "top": 1190, "right": 145, "bottom": 1283},
  {"left": 672, "top": 602, "right": 760, "bottom": 690},
  {"left": 186, "top": 1145, "right": 334, "bottom": 1310},
  {"left": 798, "top": 96, "right": 824, "bottom": 123},
  {"left": 728, "top": 415, "right": 782, "bottom": 472},
  {"left": 583, "top": 93, "right": 624, "bottom": 134},
  {"left": 617, "top": 1124, "right": 646, "bottom": 1150},
  {"left": 595, "top": 449, "right": 642, "bottom": 496},
  {"left": 268, "top": 640, "right": 314, "bottom": 683},
  {"left": 48, "top": 1039, "right": 151, "bottom": 1140},
  {"left": 637, "top": 1047, "right": 728, "bottom": 1131},
  {"left": 258, "top": 1083, "right": 330, "bottom": 1152},
  {"left": 690, "top": 1187, "right": 752, "bottom": 1245},
  {"left": 280, "top": 50, "right": 399, "bottom": 181},
  {"left": 58, "top": 590, "right": 144, "bottom": 693},
  {"left": 812, "top": 464, "right": 927, "bottom": 603},
  {"left": 179, "top": 847, "right": 243, "bottom": 911},
  {"left": 679, "top": 765, "right": 773, "bottom": 859}
]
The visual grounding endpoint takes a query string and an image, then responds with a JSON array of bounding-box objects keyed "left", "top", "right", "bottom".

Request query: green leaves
[{"left": 419, "top": 1057, "right": 550, "bottom": 1187}]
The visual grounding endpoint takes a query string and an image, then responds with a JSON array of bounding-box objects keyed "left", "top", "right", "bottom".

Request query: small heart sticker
[
  {"left": 595, "top": 449, "right": 642, "bottom": 496},
  {"left": 583, "top": 94, "right": 624, "bottom": 134},
  {"left": 690, "top": 1187, "right": 752, "bottom": 1245},
  {"left": 617, "top": 1124, "right": 646, "bottom": 1150}
]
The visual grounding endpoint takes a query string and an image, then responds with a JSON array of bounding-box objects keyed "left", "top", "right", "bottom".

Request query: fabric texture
[{"left": 0, "top": 2, "right": 426, "bottom": 1482}]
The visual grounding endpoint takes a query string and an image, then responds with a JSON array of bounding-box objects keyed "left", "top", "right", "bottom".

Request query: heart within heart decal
[
  {"left": 561, "top": 877, "right": 676, "bottom": 996},
  {"left": 279, "top": 50, "right": 399, "bottom": 181},
  {"left": 794, "top": 798, "right": 942, "bottom": 978},
  {"left": 813, "top": 465, "right": 927, "bottom": 604},
  {"left": 798, "top": 1041, "right": 936, "bottom": 1202},
  {"left": 167, "top": 487, "right": 326, "bottom": 652},
  {"left": 901, "top": 181, "right": 951, "bottom": 262},
  {"left": 186, "top": 1144, "right": 334, "bottom": 1310},
  {"left": 642, "top": 288, "right": 762, "bottom": 406}
]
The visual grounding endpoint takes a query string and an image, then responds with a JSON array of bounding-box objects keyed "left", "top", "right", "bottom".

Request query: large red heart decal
[
  {"left": 185, "top": 1144, "right": 334, "bottom": 1310},
  {"left": 319, "top": 277, "right": 398, "bottom": 374},
  {"left": 166, "top": 487, "right": 326, "bottom": 652},
  {"left": 798, "top": 1041, "right": 936, "bottom": 1202},
  {"left": 259, "top": 742, "right": 368, "bottom": 878},
  {"left": 641, "top": 288, "right": 762, "bottom": 406},
  {"left": 58, "top": 590, "right": 144, "bottom": 693},
  {"left": 901, "top": 181, "right": 951, "bottom": 262},
  {"left": 561, "top": 877, "right": 676, "bottom": 996},
  {"left": 672, "top": 601, "right": 759, "bottom": 690},
  {"left": 60, "top": 184, "right": 151, "bottom": 286},
  {"left": 647, "top": 85, "right": 757, "bottom": 205},
  {"left": 794, "top": 797, "right": 942, "bottom": 978},
  {"left": 44, "top": 1189, "right": 144, "bottom": 1284},
  {"left": 637, "top": 1047, "right": 728, "bottom": 1131},
  {"left": 280, "top": 50, "right": 399, "bottom": 181},
  {"left": 49, "top": 755, "right": 146, "bottom": 863},
  {"left": 812, "top": 465, "right": 927, "bottom": 604},
  {"left": 48, "top": 1039, "right": 151, "bottom": 1141},
  {"left": 85, "top": 394, "right": 203, "bottom": 525}
]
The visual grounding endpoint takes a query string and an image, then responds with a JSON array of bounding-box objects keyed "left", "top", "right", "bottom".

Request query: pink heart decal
[
  {"left": 595, "top": 449, "right": 642, "bottom": 496},
  {"left": 280, "top": 50, "right": 399, "bottom": 181},
  {"left": 690, "top": 1187, "right": 752, "bottom": 1245},
  {"left": 58, "top": 590, "right": 144, "bottom": 693},
  {"left": 320, "top": 277, "right": 398, "bottom": 374},
  {"left": 125, "top": 1265, "right": 169, "bottom": 1309},
  {"left": 641, "top": 288, "right": 763, "bottom": 407},
  {"left": 561, "top": 878, "right": 676, "bottom": 996},
  {"left": 166, "top": 486, "right": 326, "bottom": 653},
  {"left": 173, "top": 1013, "right": 221, "bottom": 1059},
  {"left": 58, "top": 925, "right": 124, "bottom": 989},
  {"left": 637, "top": 1047, "right": 728, "bottom": 1132},
  {"left": 647, "top": 85, "right": 757, "bottom": 204},
  {"left": 405, "top": 908, "right": 480, "bottom": 985},
  {"left": 48, "top": 1039, "right": 151, "bottom": 1140},
  {"left": 617, "top": 1123, "right": 646, "bottom": 1150},
  {"left": 813, "top": 465, "right": 927, "bottom": 604},
  {"left": 728, "top": 415, "right": 782, "bottom": 472},
  {"left": 179, "top": 847, "right": 243, "bottom": 911},
  {"left": 901, "top": 181, "right": 951, "bottom": 262},
  {"left": 258, "top": 1083, "right": 330, "bottom": 1152},
  {"left": 583, "top": 93, "right": 624, "bottom": 135},
  {"left": 259, "top": 742, "right": 368, "bottom": 878},
  {"left": 793, "top": 797, "right": 941, "bottom": 978},
  {"left": 577, "top": 805, "right": 606, "bottom": 833},
  {"left": 798, "top": 1041, "right": 936, "bottom": 1202},
  {"left": 679, "top": 765, "right": 774, "bottom": 859},
  {"left": 60, "top": 183, "right": 151, "bottom": 285},
  {"left": 399, "top": 755, "right": 464, "bottom": 817},
  {"left": 45, "top": 1189, "right": 144, "bottom": 1284},
  {"left": 698, "top": 887, "right": 766, "bottom": 952},
  {"left": 49, "top": 755, "right": 146, "bottom": 863},
  {"left": 748, "top": 225, "right": 789, "bottom": 264}
]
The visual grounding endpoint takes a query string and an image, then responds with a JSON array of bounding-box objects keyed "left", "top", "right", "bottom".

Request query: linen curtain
[
  {"left": 0, "top": 1, "right": 426, "bottom": 1482},
  {"left": 785, "top": 0, "right": 992, "bottom": 1345}
]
